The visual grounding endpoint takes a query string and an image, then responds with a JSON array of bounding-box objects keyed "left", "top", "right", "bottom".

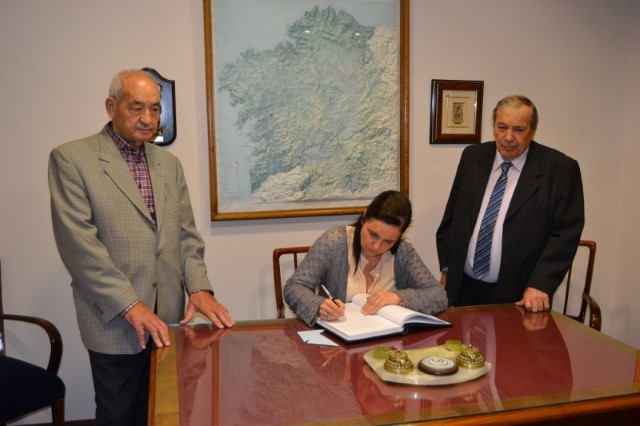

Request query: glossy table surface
[{"left": 149, "top": 305, "right": 640, "bottom": 425}]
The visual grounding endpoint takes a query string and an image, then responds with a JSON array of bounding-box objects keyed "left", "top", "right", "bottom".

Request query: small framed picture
[{"left": 430, "top": 79, "right": 484, "bottom": 144}]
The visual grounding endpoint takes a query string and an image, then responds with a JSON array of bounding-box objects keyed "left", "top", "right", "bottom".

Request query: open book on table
[{"left": 316, "top": 293, "right": 450, "bottom": 342}]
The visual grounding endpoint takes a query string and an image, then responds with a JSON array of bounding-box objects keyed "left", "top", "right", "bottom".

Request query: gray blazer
[
  {"left": 283, "top": 226, "right": 448, "bottom": 326},
  {"left": 49, "top": 128, "right": 213, "bottom": 354}
]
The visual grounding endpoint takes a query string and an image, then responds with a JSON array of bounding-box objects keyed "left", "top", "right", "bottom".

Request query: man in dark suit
[{"left": 436, "top": 95, "right": 584, "bottom": 312}]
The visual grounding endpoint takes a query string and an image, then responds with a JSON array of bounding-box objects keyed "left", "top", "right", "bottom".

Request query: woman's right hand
[{"left": 318, "top": 298, "right": 345, "bottom": 321}]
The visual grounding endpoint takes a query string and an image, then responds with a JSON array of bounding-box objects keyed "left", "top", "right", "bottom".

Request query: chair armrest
[
  {"left": 1, "top": 313, "right": 63, "bottom": 373},
  {"left": 582, "top": 293, "right": 602, "bottom": 332}
]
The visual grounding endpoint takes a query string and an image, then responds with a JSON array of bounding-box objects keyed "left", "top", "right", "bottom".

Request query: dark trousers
[
  {"left": 89, "top": 345, "right": 151, "bottom": 426},
  {"left": 454, "top": 273, "right": 497, "bottom": 306}
]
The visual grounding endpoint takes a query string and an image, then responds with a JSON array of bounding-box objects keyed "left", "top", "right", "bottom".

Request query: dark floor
[{"left": 23, "top": 421, "right": 94, "bottom": 426}]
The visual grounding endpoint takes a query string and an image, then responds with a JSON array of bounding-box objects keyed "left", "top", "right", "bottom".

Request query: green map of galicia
[{"left": 218, "top": 5, "right": 399, "bottom": 204}]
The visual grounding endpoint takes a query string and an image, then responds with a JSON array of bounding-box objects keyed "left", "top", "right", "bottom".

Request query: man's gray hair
[{"left": 108, "top": 69, "right": 156, "bottom": 101}]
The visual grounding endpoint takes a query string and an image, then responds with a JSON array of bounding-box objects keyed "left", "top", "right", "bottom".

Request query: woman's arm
[
  {"left": 283, "top": 227, "right": 349, "bottom": 325},
  {"left": 393, "top": 241, "right": 448, "bottom": 315}
]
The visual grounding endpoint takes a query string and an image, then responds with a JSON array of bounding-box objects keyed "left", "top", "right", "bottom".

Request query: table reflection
[{"left": 168, "top": 306, "right": 637, "bottom": 426}]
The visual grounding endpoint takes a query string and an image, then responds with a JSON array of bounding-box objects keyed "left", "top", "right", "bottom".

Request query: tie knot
[{"left": 501, "top": 162, "right": 513, "bottom": 173}]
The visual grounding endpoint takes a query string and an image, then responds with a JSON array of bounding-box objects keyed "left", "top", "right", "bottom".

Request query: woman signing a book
[{"left": 284, "top": 190, "right": 448, "bottom": 327}]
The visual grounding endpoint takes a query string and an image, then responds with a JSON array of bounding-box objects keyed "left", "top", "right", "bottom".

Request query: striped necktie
[{"left": 473, "top": 161, "right": 513, "bottom": 280}]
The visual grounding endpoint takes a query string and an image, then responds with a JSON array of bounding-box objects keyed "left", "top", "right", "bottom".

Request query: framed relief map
[{"left": 204, "top": 0, "right": 409, "bottom": 220}]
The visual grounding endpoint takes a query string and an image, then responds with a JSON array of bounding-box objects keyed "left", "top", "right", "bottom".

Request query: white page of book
[
  {"left": 320, "top": 303, "right": 403, "bottom": 340},
  {"left": 351, "top": 293, "right": 444, "bottom": 326}
]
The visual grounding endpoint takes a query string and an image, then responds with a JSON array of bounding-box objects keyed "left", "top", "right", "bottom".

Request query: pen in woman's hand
[
  {"left": 321, "top": 284, "right": 335, "bottom": 300},
  {"left": 320, "top": 285, "right": 345, "bottom": 320}
]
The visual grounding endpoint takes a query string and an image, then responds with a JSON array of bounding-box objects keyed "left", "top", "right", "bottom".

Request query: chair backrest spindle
[
  {"left": 272, "top": 246, "right": 310, "bottom": 319},
  {"left": 561, "top": 240, "right": 600, "bottom": 331}
]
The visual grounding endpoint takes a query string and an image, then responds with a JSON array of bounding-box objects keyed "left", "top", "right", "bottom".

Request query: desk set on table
[{"left": 149, "top": 304, "right": 640, "bottom": 425}]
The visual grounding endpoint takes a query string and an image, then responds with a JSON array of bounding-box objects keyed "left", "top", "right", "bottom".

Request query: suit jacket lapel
[
  {"left": 506, "top": 142, "right": 542, "bottom": 220},
  {"left": 471, "top": 144, "right": 496, "bottom": 220},
  {"left": 98, "top": 132, "right": 156, "bottom": 224},
  {"left": 146, "top": 145, "right": 164, "bottom": 227}
]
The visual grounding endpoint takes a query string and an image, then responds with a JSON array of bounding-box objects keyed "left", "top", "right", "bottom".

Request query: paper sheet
[{"left": 297, "top": 330, "right": 339, "bottom": 346}]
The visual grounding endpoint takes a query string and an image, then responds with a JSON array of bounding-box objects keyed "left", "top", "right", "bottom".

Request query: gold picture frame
[
  {"left": 430, "top": 79, "right": 484, "bottom": 144},
  {"left": 204, "top": 0, "right": 409, "bottom": 220}
]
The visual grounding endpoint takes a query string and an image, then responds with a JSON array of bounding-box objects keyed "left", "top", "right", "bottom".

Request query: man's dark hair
[
  {"left": 351, "top": 190, "right": 412, "bottom": 272},
  {"left": 493, "top": 95, "right": 539, "bottom": 130}
]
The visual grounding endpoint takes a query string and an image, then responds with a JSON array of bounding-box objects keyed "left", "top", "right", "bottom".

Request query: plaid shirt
[{"left": 106, "top": 123, "right": 156, "bottom": 222}]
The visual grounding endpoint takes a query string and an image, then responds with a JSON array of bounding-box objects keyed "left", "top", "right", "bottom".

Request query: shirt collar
[
  {"left": 493, "top": 147, "right": 528, "bottom": 172},
  {"left": 105, "top": 122, "right": 147, "bottom": 156}
]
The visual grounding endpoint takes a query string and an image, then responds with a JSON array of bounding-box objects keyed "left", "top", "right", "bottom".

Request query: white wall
[
  {"left": 612, "top": 0, "right": 640, "bottom": 344},
  {"left": 0, "top": 0, "right": 638, "bottom": 422}
]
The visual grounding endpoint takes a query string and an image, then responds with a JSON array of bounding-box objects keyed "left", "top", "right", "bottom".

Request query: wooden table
[{"left": 149, "top": 305, "right": 640, "bottom": 425}]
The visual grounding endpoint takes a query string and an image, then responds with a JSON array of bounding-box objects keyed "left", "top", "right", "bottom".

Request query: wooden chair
[
  {"left": 0, "top": 261, "right": 65, "bottom": 425},
  {"left": 560, "top": 240, "right": 601, "bottom": 331},
  {"left": 273, "top": 246, "right": 310, "bottom": 318}
]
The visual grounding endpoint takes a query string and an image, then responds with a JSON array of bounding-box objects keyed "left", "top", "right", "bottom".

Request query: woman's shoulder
[
  {"left": 315, "top": 225, "right": 347, "bottom": 247},
  {"left": 394, "top": 238, "right": 424, "bottom": 264},
  {"left": 300, "top": 226, "right": 348, "bottom": 268},
  {"left": 396, "top": 238, "right": 416, "bottom": 253}
]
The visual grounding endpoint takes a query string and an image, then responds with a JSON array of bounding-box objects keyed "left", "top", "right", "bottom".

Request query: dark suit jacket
[{"left": 436, "top": 141, "right": 585, "bottom": 305}]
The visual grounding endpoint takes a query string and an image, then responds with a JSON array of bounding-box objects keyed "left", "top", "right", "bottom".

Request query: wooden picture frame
[
  {"left": 430, "top": 79, "right": 484, "bottom": 144},
  {"left": 204, "top": 0, "right": 409, "bottom": 220}
]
